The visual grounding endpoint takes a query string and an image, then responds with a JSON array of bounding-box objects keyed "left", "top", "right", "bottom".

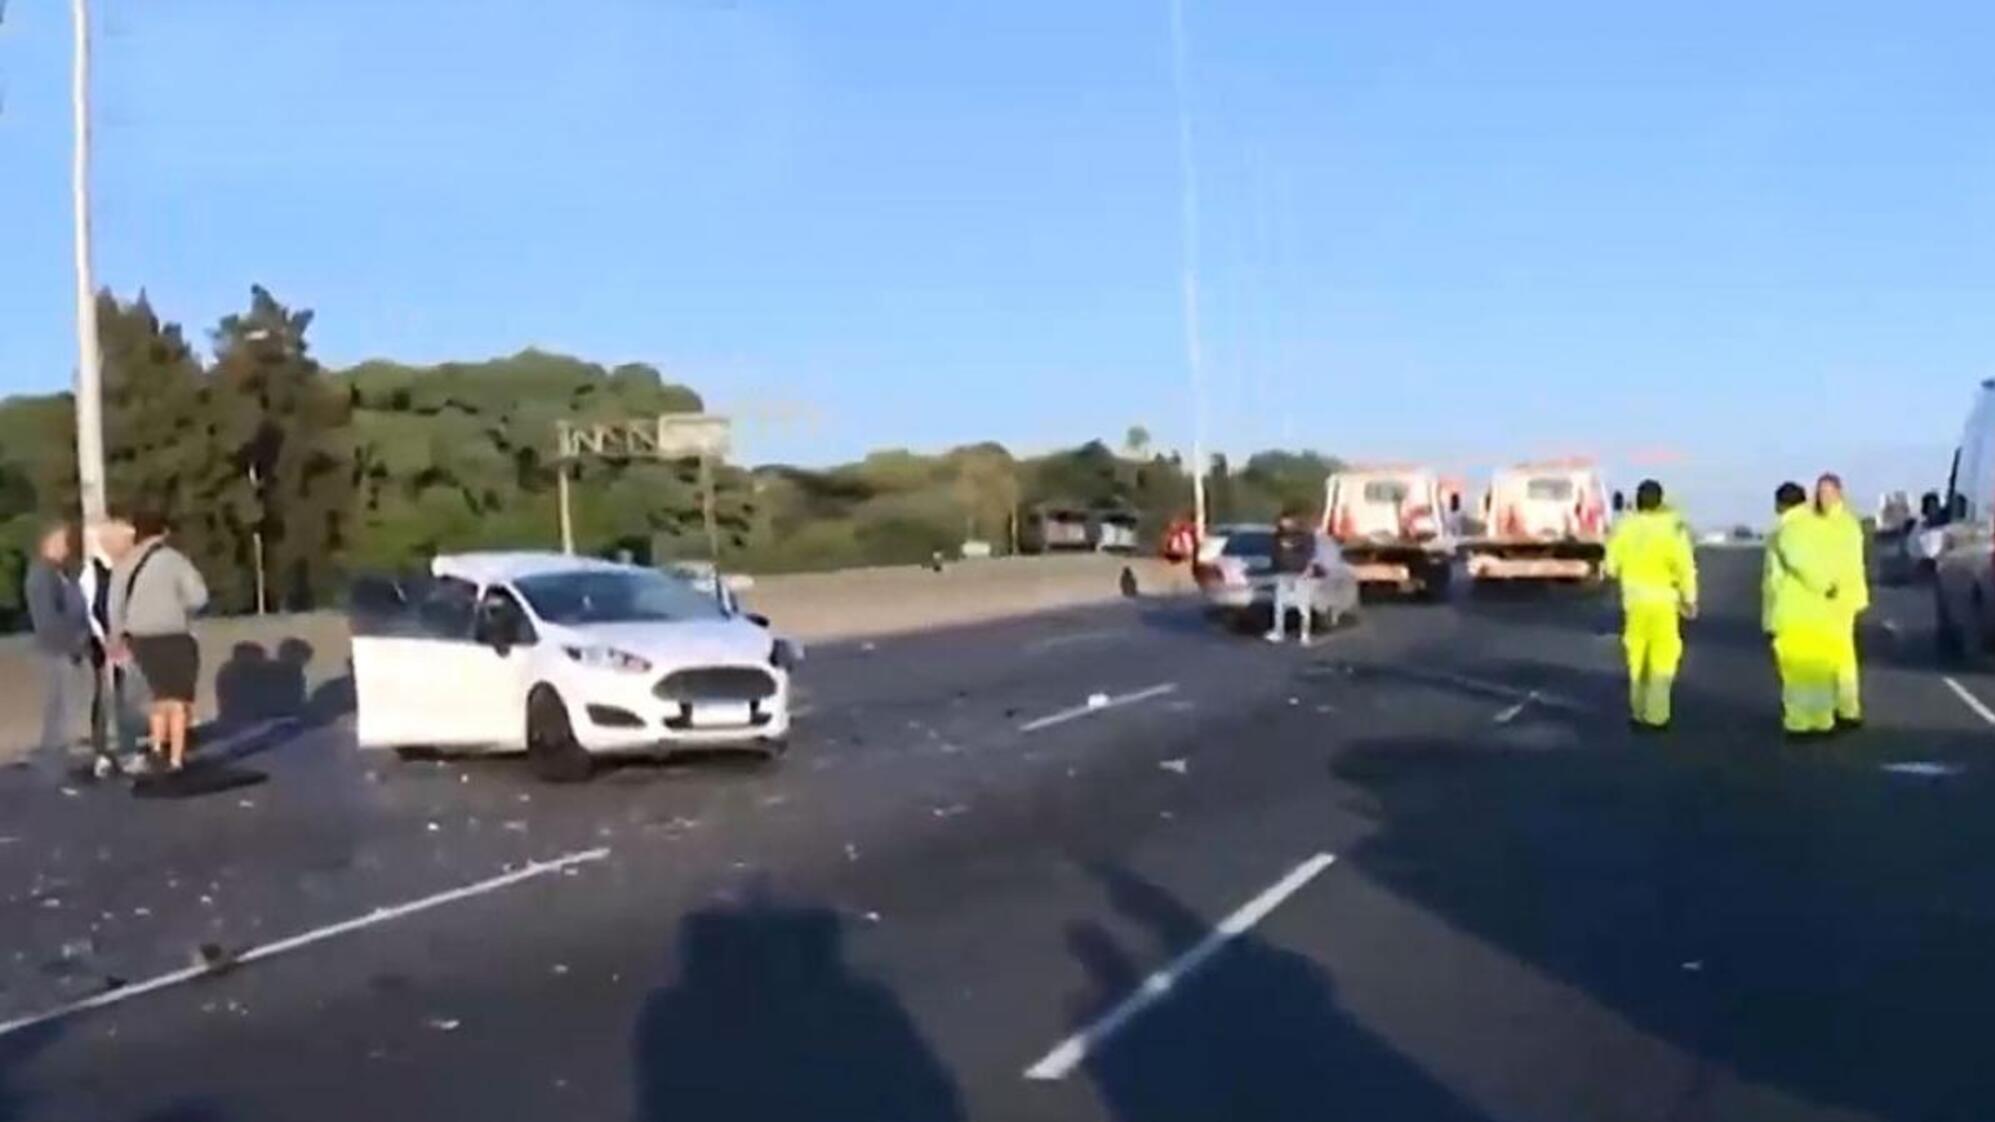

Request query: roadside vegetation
[{"left": 1, "top": 289, "right": 1339, "bottom": 626}]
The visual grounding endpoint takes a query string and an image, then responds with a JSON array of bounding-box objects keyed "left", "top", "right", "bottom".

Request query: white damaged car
[{"left": 350, "top": 552, "right": 801, "bottom": 781}]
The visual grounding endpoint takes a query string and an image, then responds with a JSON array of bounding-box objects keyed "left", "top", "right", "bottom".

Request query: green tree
[{"left": 205, "top": 286, "right": 355, "bottom": 610}]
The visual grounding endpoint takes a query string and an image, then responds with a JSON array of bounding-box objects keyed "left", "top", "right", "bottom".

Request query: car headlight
[{"left": 563, "top": 646, "right": 653, "bottom": 673}]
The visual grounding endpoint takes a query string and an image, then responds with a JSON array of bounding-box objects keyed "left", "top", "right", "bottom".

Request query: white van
[{"left": 1931, "top": 381, "right": 1995, "bottom": 658}]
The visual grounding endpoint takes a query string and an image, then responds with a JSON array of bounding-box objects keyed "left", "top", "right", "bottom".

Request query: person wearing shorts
[{"left": 108, "top": 512, "right": 209, "bottom": 772}]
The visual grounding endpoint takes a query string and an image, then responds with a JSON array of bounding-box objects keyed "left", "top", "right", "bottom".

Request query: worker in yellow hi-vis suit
[
  {"left": 1764, "top": 482, "right": 1841, "bottom": 737},
  {"left": 1604, "top": 479, "right": 1698, "bottom": 731},
  {"left": 1814, "top": 472, "right": 1868, "bottom": 729}
]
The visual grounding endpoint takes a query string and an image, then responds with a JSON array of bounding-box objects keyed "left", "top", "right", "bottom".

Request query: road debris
[
  {"left": 1158, "top": 758, "right": 1189, "bottom": 775},
  {"left": 1493, "top": 693, "right": 1537, "bottom": 725},
  {"left": 845, "top": 843, "right": 860, "bottom": 862},
  {"left": 1086, "top": 693, "right": 1109, "bottom": 709},
  {"left": 425, "top": 1017, "right": 462, "bottom": 1032},
  {"left": 502, "top": 820, "right": 528, "bottom": 833},
  {"left": 862, "top": 911, "right": 882, "bottom": 923},
  {"left": 930, "top": 804, "right": 968, "bottom": 819},
  {"left": 1681, "top": 960, "right": 1704, "bottom": 972},
  {"left": 193, "top": 943, "right": 239, "bottom": 974}
]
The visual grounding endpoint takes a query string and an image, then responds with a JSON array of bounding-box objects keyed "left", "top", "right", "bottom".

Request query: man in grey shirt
[
  {"left": 25, "top": 523, "right": 91, "bottom": 775},
  {"left": 108, "top": 512, "right": 209, "bottom": 772}
]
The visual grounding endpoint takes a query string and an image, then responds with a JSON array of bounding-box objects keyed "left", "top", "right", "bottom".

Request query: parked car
[
  {"left": 350, "top": 552, "right": 801, "bottom": 781},
  {"left": 1193, "top": 528, "right": 1361, "bottom": 634}
]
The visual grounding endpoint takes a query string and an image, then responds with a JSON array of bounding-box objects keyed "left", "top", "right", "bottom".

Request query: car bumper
[{"left": 567, "top": 666, "right": 792, "bottom": 753}]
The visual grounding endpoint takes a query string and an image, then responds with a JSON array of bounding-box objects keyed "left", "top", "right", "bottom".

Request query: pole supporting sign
[{"left": 552, "top": 414, "right": 733, "bottom": 557}]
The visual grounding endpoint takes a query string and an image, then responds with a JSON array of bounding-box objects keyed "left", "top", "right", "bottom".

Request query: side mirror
[
  {"left": 746, "top": 612, "right": 771, "bottom": 629},
  {"left": 1448, "top": 494, "right": 1461, "bottom": 514},
  {"left": 1611, "top": 491, "right": 1626, "bottom": 513},
  {"left": 772, "top": 637, "right": 806, "bottom": 668}
]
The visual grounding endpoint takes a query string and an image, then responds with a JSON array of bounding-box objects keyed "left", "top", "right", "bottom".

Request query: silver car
[{"left": 1194, "top": 528, "right": 1361, "bottom": 632}]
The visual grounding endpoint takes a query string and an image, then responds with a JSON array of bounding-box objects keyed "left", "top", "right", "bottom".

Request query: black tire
[
  {"left": 1418, "top": 563, "right": 1452, "bottom": 603},
  {"left": 526, "top": 688, "right": 593, "bottom": 784},
  {"left": 1935, "top": 584, "right": 1964, "bottom": 662}
]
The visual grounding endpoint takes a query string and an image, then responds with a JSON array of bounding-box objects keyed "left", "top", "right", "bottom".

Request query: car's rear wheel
[{"left": 526, "top": 688, "right": 593, "bottom": 784}]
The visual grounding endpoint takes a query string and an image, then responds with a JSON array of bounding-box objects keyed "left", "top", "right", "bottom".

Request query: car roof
[{"left": 432, "top": 551, "right": 639, "bottom": 586}]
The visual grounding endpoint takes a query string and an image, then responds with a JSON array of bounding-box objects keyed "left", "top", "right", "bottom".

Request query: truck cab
[
  {"left": 1323, "top": 466, "right": 1457, "bottom": 600},
  {"left": 1466, "top": 461, "right": 1615, "bottom": 584}
]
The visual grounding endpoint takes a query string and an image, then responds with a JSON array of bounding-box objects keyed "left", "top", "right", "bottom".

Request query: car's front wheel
[{"left": 526, "top": 687, "right": 594, "bottom": 784}]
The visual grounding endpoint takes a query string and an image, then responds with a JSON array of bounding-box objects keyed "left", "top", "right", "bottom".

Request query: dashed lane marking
[
  {"left": 1024, "top": 852, "right": 1338, "bottom": 1081},
  {"left": 0, "top": 847, "right": 611, "bottom": 1040},
  {"left": 1943, "top": 676, "right": 1995, "bottom": 727},
  {"left": 1018, "top": 683, "right": 1179, "bottom": 733}
]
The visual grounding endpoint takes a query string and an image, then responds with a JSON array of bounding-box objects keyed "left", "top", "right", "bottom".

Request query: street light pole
[
  {"left": 1169, "top": 0, "right": 1207, "bottom": 537},
  {"left": 70, "top": 0, "right": 108, "bottom": 527}
]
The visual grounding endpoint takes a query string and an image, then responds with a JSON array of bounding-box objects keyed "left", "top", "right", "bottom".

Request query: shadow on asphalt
[
  {"left": 1063, "top": 865, "right": 1491, "bottom": 1122},
  {"left": 631, "top": 894, "right": 964, "bottom": 1122},
  {"left": 1331, "top": 655, "right": 1995, "bottom": 1120}
]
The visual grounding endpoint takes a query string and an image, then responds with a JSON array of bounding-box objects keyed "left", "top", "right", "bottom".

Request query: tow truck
[
  {"left": 1463, "top": 459, "right": 1619, "bottom": 586},
  {"left": 1323, "top": 465, "right": 1459, "bottom": 601}
]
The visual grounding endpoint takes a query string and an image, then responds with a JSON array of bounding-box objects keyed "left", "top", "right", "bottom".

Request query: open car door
[{"left": 349, "top": 572, "right": 484, "bottom": 750}]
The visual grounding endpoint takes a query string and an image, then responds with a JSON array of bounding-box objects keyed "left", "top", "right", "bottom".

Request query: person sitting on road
[{"left": 1265, "top": 510, "right": 1321, "bottom": 646}]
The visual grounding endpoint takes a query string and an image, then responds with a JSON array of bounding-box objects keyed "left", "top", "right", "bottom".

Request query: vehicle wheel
[
  {"left": 526, "top": 688, "right": 593, "bottom": 784},
  {"left": 1935, "top": 584, "right": 1964, "bottom": 662},
  {"left": 1419, "top": 565, "right": 1452, "bottom": 603}
]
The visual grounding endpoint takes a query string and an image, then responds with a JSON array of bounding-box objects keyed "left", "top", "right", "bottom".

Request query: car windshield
[
  {"left": 1362, "top": 480, "right": 1411, "bottom": 504},
  {"left": 1221, "top": 531, "right": 1276, "bottom": 557},
  {"left": 514, "top": 569, "right": 725, "bottom": 625},
  {"left": 1526, "top": 478, "right": 1576, "bottom": 501}
]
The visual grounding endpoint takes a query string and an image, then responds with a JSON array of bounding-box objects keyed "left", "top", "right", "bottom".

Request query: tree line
[{"left": 0, "top": 288, "right": 1341, "bottom": 627}]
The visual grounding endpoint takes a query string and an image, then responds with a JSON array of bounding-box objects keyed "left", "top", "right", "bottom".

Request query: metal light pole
[
  {"left": 1169, "top": 0, "right": 1207, "bottom": 536},
  {"left": 70, "top": 0, "right": 108, "bottom": 527}
]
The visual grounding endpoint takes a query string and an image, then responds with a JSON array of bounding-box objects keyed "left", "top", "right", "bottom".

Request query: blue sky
[{"left": 3, "top": 0, "right": 1993, "bottom": 523}]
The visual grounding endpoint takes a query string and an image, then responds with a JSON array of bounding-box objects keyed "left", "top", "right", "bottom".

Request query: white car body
[
  {"left": 352, "top": 552, "right": 795, "bottom": 758},
  {"left": 1195, "top": 529, "right": 1361, "bottom": 625}
]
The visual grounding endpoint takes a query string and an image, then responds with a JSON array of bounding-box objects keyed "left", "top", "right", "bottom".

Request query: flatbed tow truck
[
  {"left": 1463, "top": 459, "right": 1619, "bottom": 586},
  {"left": 1323, "top": 465, "right": 1459, "bottom": 601}
]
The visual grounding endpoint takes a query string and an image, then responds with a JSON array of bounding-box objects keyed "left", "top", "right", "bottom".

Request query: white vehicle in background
[
  {"left": 1464, "top": 460, "right": 1619, "bottom": 586},
  {"left": 1192, "top": 527, "right": 1361, "bottom": 634},
  {"left": 1323, "top": 465, "right": 1458, "bottom": 601},
  {"left": 350, "top": 552, "right": 802, "bottom": 782}
]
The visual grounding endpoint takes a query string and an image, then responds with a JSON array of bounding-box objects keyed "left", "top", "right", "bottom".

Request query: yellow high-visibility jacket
[
  {"left": 1763, "top": 506, "right": 1838, "bottom": 635},
  {"left": 1818, "top": 502, "right": 1870, "bottom": 616},
  {"left": 1605, "top": 508, "right": 1697, "bottom": 610}
]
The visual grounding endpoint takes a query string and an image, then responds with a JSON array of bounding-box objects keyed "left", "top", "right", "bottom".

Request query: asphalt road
[{"left": 0, "top": 550, "right": 1990, "bottom": 1122}]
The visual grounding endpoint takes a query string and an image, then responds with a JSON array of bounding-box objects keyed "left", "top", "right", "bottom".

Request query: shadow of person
[
  {"left": 272, "top": 638, "right": 312, "bottom": 717},
  {"left": 212, "top": 642, "right": 271, "bottom": 728},
  {"left": 1066, "top": 867, "right": 1489, "bottom": 1122},
  {"left": 631, "top": 896, "right": 963, "bottom": 1122}
]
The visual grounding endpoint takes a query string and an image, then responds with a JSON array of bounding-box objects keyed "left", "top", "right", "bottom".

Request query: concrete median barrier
[{"left": 0, "top": 554, "right": 1184, "bottom": 763}]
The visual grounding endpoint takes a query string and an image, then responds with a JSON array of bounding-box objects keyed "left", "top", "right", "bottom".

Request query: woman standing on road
[{"left": 109, "top": 511, "right": 209, "bottom": 772}]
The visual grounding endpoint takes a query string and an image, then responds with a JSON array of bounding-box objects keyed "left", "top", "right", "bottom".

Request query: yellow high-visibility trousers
[
  {"left": 1623, "top": 601, "right": 1683, "bottom": 727},
  {"left": 1828, "top": 615, "right": 1862, "bottom": 722},
  {"left": 1773, "top": 626, "right": 1837, "bottom": 734}
]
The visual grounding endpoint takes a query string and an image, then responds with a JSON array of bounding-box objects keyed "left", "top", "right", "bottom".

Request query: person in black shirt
[{"left": 1265, "top": 510, "right": 1322, "bottom": 645}]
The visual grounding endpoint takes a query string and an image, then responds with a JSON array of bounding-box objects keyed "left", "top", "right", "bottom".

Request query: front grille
[{"left": 654, "top": 667, "right": 778, "bottom": 704}]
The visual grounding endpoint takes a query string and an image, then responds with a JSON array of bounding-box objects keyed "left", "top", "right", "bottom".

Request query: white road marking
[
  {"left": 1023, "top": 852, "right": 1338, "bottom": 1081},
  {"left": 0, "top": 847, "right": 610, "bottom": 1040},
  {"left": 1024, "top": 629, "right": 1123, "bottom": 653},
  {"left": 1018, "top": 683, "right": 1179, "bottom": 733},
  {"left": 1944, "top": 676, "right": 1995, "bottom": 726}
]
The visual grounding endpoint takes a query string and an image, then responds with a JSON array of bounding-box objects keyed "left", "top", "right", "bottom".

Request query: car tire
[
  {"left": 526, "top": 688, "right": 594, "bottom": 784},
  {"left": 1418, "top": 564, "right": 1452, "bottom": 603},
  {"left": 1935, "top": 583, "right": 1964, "bottom": 662}
]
